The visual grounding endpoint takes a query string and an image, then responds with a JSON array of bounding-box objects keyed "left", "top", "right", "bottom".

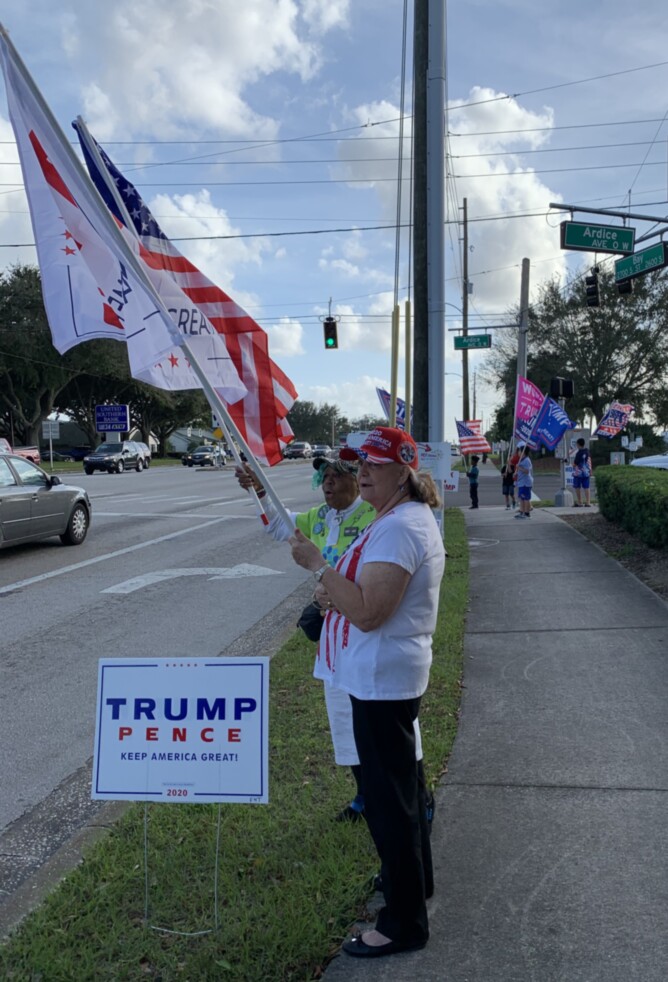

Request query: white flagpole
[{"left": 74, "top": 117, "right": 283, "bottom": 526}]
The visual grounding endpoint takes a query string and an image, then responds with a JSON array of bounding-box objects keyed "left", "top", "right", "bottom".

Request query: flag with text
[
  {"left": 514, "top": 376, "right": 544, "bottom": 446},
  {"left": 593, "top": 402, "right": 634, "bottom": 439},
  {"left": 528, "top": 396, "right": 575, "bottom": 450}
]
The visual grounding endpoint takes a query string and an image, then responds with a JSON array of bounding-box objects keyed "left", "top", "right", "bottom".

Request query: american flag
[
  {"left": 75, "top": 123, "right": 297, "bottom": 466},
  {"left": 455, "top": 419, "right": 492, "bottom": 454}
]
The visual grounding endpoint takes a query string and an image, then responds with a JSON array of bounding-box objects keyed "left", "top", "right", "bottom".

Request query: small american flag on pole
[{"left": 455, "top": 419, "right": 492, "bottom": 454}]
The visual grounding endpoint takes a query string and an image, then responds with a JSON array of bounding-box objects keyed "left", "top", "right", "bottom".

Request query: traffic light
[
  {"left": 323, "top": 316, "right": 338, "bottom": 349},
  {"left": 617, "top": 278, "right": 633, "bottom": 296},
  {"left": 585, "top": 269, "right": 599, "bottom": 307}
]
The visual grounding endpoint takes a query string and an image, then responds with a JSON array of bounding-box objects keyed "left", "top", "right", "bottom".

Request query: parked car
[
  {"left": 135, "top": 442, "right": 152, "bottom": 467},
  {"left": 283, "top": 441, "right": 313, "bottom": 459},
  {"left": 181, "top": 445, "right": 224, "bottom": 467},
  {"left": 312, "top": 444, "right": 333, "bottom": 459},
  {"left": 0, "top": 453, "right": 91, "bottom": 548},
  {"left": 61, "top": 445, "right": 93, "bottom": 461},
  {"left": 83, "top": 441, "right": 144, "bottom": 474},
  {"left": 630, "top": 453, "right": 668, "bottom": 470}
]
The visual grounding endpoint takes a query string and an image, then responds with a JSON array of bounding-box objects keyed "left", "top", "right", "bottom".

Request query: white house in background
[{"left": 167, "top": 427, "right": 219, "bottom": 455}]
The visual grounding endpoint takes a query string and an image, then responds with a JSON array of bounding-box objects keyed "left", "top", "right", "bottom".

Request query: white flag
[{"left": 0, "top": 28, "right": 246, "bottom": 405}]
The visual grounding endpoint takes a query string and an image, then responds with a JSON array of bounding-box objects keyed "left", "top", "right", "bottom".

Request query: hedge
[{"left": 595, "top": 464, "right": 668, "bottom": 549}]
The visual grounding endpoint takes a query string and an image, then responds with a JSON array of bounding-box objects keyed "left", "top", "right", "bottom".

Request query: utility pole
[
  {"left": 412, "top": 0, "right": 445, "bottom": 444},
  {"left": 426, "top": 0, "right": 445, "bottom": 444},
  {"left": 517, "top": 258, "right": 530, "bottom": 383},
  {"left": 462, "top": 197, "right": 470, "bottom": 420},
  {"left": 412, "top": 0, "right": 429, "bottom": 441}
]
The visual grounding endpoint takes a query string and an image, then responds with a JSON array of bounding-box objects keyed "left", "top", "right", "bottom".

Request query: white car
[{"left": 630, "top": 453, "right": 668, "bottom": 470}]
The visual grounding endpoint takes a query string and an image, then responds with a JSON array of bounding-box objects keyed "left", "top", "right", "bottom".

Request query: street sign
[
  {"left": 95, "top": 404, "right": 130, "bottom": 433},
  {"left": 454, "top": 335, "right": 491, "bottom": 350},
  {"left": 41, "top": 420, "right": 59, "bottom": 439},
  {"left": 560, "top": 221, "right": 635, "bottom": 254},
  {"left": 614, "top": 242, "right": 668, "bottom": 282}
]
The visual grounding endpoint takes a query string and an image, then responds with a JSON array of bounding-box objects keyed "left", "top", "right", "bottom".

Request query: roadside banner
[{"left": 92, "top": 658, "right": 269, "bottom": 804}]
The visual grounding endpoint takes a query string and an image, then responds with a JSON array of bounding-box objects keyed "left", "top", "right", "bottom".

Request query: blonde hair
[{"left": 406, "top": 468, "right": 442, "bottom": 508}]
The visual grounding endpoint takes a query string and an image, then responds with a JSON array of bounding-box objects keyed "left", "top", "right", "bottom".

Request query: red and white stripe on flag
[{"left": 137, "top": 235, "right": 296, "bottom": 465}]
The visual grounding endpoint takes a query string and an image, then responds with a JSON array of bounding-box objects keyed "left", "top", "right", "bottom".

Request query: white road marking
[
  {"left": 0, "top": 518, "right": 229, "bottom": 596},
  {"left": 93, "top": 511, "right": 254, "bottom": 520},
  {"left": 102, "top": 563, "right": 282, "bottom": 595}
]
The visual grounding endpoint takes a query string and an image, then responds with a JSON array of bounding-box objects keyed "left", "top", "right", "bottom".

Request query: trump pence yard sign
[{"left": 92, "top": 657, "right": 269, "bottom": 803}]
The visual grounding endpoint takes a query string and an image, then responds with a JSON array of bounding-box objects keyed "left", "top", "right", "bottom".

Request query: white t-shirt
[{"left": 314, "top": 501, "right": 445, "bottom": 700}]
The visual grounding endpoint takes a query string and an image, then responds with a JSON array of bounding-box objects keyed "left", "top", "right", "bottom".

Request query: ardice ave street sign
[
  {"left": 454, "top": 335, "right": 491, "bottom": 350},
  {"left": 560, "top": 221, "right": 635, "bottom": 254},
  {"left": 614, "top": 242, "right": 668, "bottom": 282}
]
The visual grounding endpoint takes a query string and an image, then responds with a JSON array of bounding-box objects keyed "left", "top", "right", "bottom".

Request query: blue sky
[{"left": 2, "top": 1, "right": 668, "bottom": 440}]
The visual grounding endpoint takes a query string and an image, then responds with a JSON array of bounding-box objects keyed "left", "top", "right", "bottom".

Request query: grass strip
[{"left": 0, "top": 508, "right": 468, "bottom": 982}]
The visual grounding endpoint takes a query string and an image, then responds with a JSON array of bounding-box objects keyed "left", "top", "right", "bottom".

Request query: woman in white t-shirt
[{"left": 290, "top": 426, "right": 445, "bottom": 960}]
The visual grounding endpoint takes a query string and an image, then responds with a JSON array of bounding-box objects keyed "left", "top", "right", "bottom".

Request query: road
[{"left": 0, "top": 461, "right": 320, "bottom": 914}]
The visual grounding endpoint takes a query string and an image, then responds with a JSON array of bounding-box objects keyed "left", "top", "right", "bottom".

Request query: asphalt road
[{"left": 0, "top": 460, "right": 322, "bottom": 915}]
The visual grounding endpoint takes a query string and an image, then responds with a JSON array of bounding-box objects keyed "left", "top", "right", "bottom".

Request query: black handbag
[{"left": 297, "top": 600, "right": 325, "bottom": 642}]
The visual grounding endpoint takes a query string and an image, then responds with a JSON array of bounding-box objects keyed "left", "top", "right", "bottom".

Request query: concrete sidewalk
[{"left": 323, "top": 505, "right": 668, "bottom": 981}]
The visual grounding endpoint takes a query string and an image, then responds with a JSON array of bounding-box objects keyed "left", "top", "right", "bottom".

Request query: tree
[
  {"left": 53, "top": 341, "right": 136, "bottom": 445},
  {"left": 287, "top": 401, "right": 350, "bottom": 445},
  {"left": 151, "top": 391, "right": 210, "bottom": 456},
  {"left": 0, "top": 265, "right": 79, "bottom": 444}
]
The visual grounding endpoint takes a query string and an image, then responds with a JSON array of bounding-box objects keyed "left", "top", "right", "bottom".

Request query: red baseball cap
[{"left": 340, "top": 427, "right": 419, "bottom": 469}]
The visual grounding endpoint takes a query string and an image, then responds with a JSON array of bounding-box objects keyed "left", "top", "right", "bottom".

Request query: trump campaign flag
[
  {"left": 0, "top": 27, "right": 243, "bottom": 410},
  {"left": 455, "top": 420, "right": 492, "bottom": 454},
  {"left": 376, "top": 387, "right": 412, "bottom": 430},
  {"left": 528, "top": 396, "right": 574, "bottom": 450},
  {"left": 594, "top": 401, "right": 635, "bottom": 439},
  {"left": 74, "top": 121, "right": 297, "bottom": 466},
  {"left": 514, "top": 376, "right": 544, "bottom": 446}
]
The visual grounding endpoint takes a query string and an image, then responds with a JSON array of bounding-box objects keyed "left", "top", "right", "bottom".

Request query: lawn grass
[{"left": 0, "top": 509, "right": 468, "bottom": 982}]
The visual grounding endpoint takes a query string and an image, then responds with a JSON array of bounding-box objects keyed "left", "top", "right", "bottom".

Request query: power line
[{"left": 450, "top": 59, "right": 668, "bottom": 111}]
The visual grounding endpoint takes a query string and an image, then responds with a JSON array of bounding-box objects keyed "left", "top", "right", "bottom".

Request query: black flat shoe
[
  {"left": 343, "top": 934, "right": 428, "bottom": 958},
  {"left": 335, "top": 804, "right": 365, "bottom": 823}
]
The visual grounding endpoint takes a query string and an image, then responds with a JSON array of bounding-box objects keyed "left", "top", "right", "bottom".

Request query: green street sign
[
  {"left": 560, "top": 221, "right": 635, "bottom": 254},
  {"left": 454, "top": 335, "right": 491, "bottom": 350},
  {"left": 614, "top": 242, "right": 668, "bottom": 282}
]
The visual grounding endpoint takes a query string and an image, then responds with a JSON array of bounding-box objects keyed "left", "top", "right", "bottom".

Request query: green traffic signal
[{"left": 323, "top": 316, "right": 338, "bottom": 349}]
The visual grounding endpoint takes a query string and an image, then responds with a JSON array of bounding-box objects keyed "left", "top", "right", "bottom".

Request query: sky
[{"left": 2, "top": 1, "right": 668, "bottom": 441}]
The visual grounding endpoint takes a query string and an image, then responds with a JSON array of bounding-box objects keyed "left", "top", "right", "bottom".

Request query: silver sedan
[{"left": 0, "top": 453, "right": 91, "bottom": 548}]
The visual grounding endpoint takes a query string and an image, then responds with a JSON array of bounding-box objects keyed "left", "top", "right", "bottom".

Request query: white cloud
[
  {"left": 267, "top": 317, "right": 305, "bottom": 357},
  {"left": 318, "top": 229, "right": 391, "bottom": 285},
  {"left": 149, "top": 190, "right": 269, "bottom": 285},
  {"left": 55, "top": 0, "right": 340, "bottom": 140},
  {"left": 336, "top": 91, "right": 568, "bottom": 313},
  {"left": 0, "top": 119, "right": 35, "bottom": 266},
  {"left": 302, "top": 374, "right": 389, "bottom": 419},
  {"left": 301, "top": 0, "right": 351, "bottom": 34}
]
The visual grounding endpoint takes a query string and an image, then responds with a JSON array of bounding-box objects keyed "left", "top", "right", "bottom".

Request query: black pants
[
  {"left": 469, "top": 483, "right": 479, "bottom": 508},
  {"left": 350, "top": 695, "right": 431, "bottom": 944}
]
